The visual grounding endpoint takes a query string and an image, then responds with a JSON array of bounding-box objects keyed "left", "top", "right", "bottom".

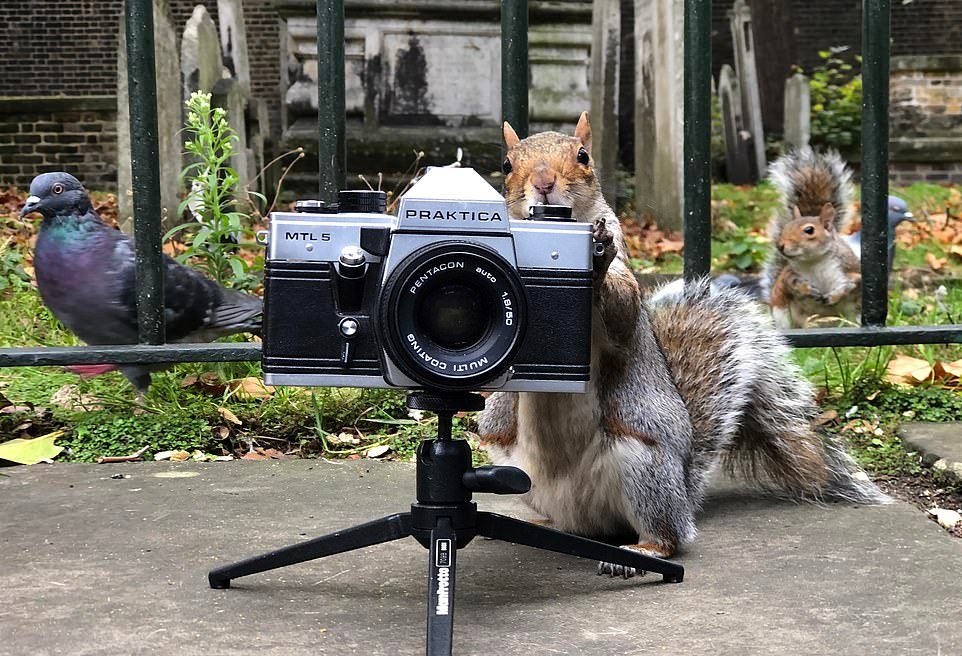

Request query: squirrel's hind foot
[{"left": 596, "top": 543, "right": 674, "bottom": 579}]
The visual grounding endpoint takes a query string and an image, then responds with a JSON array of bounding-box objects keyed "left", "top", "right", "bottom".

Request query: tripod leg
[
  {"left": 425, "top": 517, "right": 457, "bottom": 656},
  {"left": 476, "top": 512, "right": 684, "bottom": 583},
  {"left": 209, "top": 512, "right": 413, "bottom": 589}
]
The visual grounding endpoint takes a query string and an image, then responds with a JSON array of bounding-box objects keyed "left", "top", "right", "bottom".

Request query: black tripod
[{"left": 209, "top": 392, "right": 684, "bottom": 655}]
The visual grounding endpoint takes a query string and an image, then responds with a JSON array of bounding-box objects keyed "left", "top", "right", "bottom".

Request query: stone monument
[
  {"left": 590, "top": 0, "right": 621, "bottom": 206},
  {"left": 783, "top": 72, "right": 811, "bottom": 150},
  {"left": 729, "top": 0, "right": 766, "bottom": 179},
  {"left": 718, "top": 64, "right": 753, "bottom": 184},
  {"left": 634, "top": 0, "right": 684, "bottom": 231},
  {"left": 116, "top": 0, "right": 181, "bottom": 233}
]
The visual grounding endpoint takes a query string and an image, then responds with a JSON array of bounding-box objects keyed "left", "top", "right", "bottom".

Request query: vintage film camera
[{"left": 260, "top": 167, "right": 594, "bottom": 392}]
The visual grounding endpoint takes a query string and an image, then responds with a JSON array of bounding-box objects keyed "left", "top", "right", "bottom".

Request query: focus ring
[{"left": 376, "top": 241, "right": 527, "bottom": 391}]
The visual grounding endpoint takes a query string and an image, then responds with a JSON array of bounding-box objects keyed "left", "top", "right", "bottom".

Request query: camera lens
[
  {"left": 377, "top": 242, "right": 527, "bottom": 390},
  {"left": 416, "top": 283, "right": 487, "bottom": 350}
]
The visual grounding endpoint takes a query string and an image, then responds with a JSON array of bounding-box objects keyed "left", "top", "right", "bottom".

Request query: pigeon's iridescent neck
[{"left": 41, "top": 213, "right": 103, "bottom": 242}]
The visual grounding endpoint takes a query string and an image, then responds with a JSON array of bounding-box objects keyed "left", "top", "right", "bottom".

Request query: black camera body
[{"left": 261, "top": 167, "right": 594, "bottom": 392}]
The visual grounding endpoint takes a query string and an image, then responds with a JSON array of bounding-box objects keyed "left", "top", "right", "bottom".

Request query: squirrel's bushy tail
[
  {"left": 769, "top": 147, "right": 855, "bottom": 231},
  {"left": 647, "top": 278, "right": 888, "bottom": 505}
]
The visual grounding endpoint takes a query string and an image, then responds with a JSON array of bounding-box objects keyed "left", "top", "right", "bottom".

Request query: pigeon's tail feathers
[{"left": 211, "top": 289, "right": 263, "bottom": 336}]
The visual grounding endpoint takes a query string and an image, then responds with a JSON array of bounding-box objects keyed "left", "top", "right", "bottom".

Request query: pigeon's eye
[
  {"left": 502, "top": 158, "right": 512, "bottom": 175},
  {"left": 803, "top": 225, "right": 816, "bottom": 236},
  {"left": 577, "top": 147, "right": 590, "bottom": 166},
  {"left": 52, "top": 183, "right": 64, "bottom": 195}
]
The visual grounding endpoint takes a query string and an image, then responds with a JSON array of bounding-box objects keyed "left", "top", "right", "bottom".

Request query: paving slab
[
  {"left": 1, "top": 460, "right": 961, "bottom": 656},
  {"left": 901, "top": 421, "right": 962, "bottom": 481}
]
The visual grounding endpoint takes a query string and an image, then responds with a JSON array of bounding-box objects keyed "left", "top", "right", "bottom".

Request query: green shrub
[{"left": 803, "top": 49, "right": 862, "bottom": 151}]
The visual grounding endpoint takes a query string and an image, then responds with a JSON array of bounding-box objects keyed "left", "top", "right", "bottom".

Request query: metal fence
[{"left": 0, "top": 0, "right": 960, "bottom": 373}]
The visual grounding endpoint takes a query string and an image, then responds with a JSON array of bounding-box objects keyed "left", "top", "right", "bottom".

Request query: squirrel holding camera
[
  {"left": 763, "top": 148, "right": 861, "bottom": 329},
  {"left": 477, "top": 114, "right": 886, "bottom": 566}
]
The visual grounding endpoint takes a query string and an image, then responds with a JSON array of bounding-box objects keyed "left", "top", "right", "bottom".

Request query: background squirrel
[
  {"left": 478, "top": 114, "right": 886, "bottom": 570},
  {"left": 762, "top": 148, "right": 861, "bottom": 329}
]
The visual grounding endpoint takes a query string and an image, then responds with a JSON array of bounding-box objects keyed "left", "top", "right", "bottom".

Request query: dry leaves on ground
[
  {"left": 241, "top": 447, "right": 290, "bottom": 460},
  {"left": 885, "top": 354, "right": 962, "bottom": 388}
]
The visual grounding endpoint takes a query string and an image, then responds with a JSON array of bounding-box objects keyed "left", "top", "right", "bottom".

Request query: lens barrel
[{"left": 377, "top": 242, "right": 527, "bottom": 390}]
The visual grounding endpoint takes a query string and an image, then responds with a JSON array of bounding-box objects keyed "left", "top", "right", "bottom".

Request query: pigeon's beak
[
  {"left": 20, "top": 195, "right": 41, "bottom": 218},
  {"left": 903, "top": 211, "right": 915, "bottom": 221}
]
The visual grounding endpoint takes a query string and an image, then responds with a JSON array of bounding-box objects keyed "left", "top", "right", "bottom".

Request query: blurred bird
[
  {"left": 20, "top": 172, "right": 262, "bottom": 392},
  {"left": 841, "top": 195, "right": 914, "bottom": 269}
]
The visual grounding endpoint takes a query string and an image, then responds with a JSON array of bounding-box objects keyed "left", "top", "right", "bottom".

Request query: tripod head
[{"left": 406, "top": 390, "right": 530, "bottom": 502}]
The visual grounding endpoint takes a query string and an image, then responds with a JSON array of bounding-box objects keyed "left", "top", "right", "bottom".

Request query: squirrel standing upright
[
  {"left": 478, "top": 114, "right": 886, "bottom": 564},
  {"left": 763, "top": 148, "right": 861, "bottom": 329}
]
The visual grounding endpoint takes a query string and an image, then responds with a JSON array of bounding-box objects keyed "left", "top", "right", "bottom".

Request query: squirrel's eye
[
  {"left": 577, "top": 147, "right": 590, "bottom": 166},
  {"left": 52, "top": 183, "right": 64, "bottom": 195},
  {"left": 803, "top": 225, "right": 816, "bottom": 235},
  {"left": 501, "top": 158, "right": 512, "bottom": 175}
]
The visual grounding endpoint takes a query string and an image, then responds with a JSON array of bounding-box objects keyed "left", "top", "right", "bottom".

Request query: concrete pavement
[{"left": 2, "top": 460, "right": 960, "bottom": 655}]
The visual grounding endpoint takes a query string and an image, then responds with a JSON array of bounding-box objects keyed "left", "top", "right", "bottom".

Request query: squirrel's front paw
[
  {"left": 823, "top": 280, "right": 857, "bottom": 305},
  {"left": 592, "top": 218, "right": 617, "bottom": 279}
]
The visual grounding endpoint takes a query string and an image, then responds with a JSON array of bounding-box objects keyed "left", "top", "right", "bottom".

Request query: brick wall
[
  {"left": 0, "top": 98, "right": 118, "bottom": 189},
  {"left": 889, "top": 56, "right": 962, "bottom": 185},
  {"left": 0, "top": 1, "right": 122, "bottom": 96},
  {"left": 245, "top": 0, "right": 281, "bottom": 145},
  {"left": 713, "top": 0, "right": 962, "bottom": 77}
]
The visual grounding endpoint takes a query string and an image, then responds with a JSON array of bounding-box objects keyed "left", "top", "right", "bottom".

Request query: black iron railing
[{"left": 0, "top": 0, "right": 958, "bottom": 372}]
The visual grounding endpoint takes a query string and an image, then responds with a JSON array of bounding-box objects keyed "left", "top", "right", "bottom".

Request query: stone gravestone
[
  {"left": 634, "top": 0, "right": 685, "bottom": 231},
  {"left": 181, "top": 4, "right": 223, "bottom": 103},
  {"left": 783, "top": 73, "right": 811, "bottom": 150},
  {"left": 589, "top": 0, "right": 621, "bottom": 207},
  {"left": 729, "top": 0, "right": 766, "bottom": 179},
  {"left": 211, "top": 77, "right": 251, "bottom": 193},
  {"left": 718, "top": 65, "right": 753, "bottom": 185},
  {"left": 116, "top": 0, "right": 181, "bottom": 233},
  {"left": 217, "top": 0, "right": 250, "bottom": 93}
]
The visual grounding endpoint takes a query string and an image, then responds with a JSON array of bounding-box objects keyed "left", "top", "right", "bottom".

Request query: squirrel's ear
[
  {"left": 575, "top": 112, "right": 592, "bottom": 153},
  {"left": 503, "top": 122, "right": 520, "bottom": 149},
  {"left": 819, "top": 203, "right": 836, "bottom": 228},
  {"left": 792, "top": 205, "right": 803, "bottom": 221}
]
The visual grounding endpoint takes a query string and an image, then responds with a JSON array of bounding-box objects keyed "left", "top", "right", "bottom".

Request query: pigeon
[
  {"left": 20, "top": 172, "right": 262, "bottom": 392},
  {"left": 841, "top": 195, "right": 914, "bottom": 269}
]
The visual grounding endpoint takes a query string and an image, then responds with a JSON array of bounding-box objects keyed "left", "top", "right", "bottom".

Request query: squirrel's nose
[{"left": 532, "top": 175, "right": 556, "bottom": 195}]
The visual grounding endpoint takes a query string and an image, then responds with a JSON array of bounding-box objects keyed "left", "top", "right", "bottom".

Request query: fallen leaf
[
  {"left": 885, "top": 355, "right": 934, "bottom": 386},
  {"left": 169, "top": 450, "right": 191, "bottom": 462},
  {"left": 241, "top": 451, "right": 269, "bottom": 460},
  {"left": 942, "top": 359, "right": 962, "bottom": 379},
  {"left": 815, "top": 410, "right": 838, "bottom": 426},
  {"left": 366, "top": 445, "right": 391, "bottom": 458},
  {"left": 50, "top": 384, "right": 104, "bottom": 411},
  {"left": 154, "top": 450, "right": 174, "bottom": 461},
  {"left": 1, "top": 405, "right": 33, "bottom": 414},
  {"left": 228, "top": 377, "right": 275, "bottom": 400},
  {"left": 213, "top": 425, "right": 231, "bottom": 440},
  {"left": 329, "top": 432, "right": 360, "bottom": 445},
  {"left": 948, "top": 245, "right": 962, "bottom": 259},
  {"left": 218, "top": 407, "right": 242, "bottom": 425},
  {"left": 925, "top": 252, "right": 946, "bottom": 271},
  {"left": 0, "top": 432, "right": 64, "bottom": 465},
  {"left": 181, "top": 372, "right": 227, "bottom": 396}
]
